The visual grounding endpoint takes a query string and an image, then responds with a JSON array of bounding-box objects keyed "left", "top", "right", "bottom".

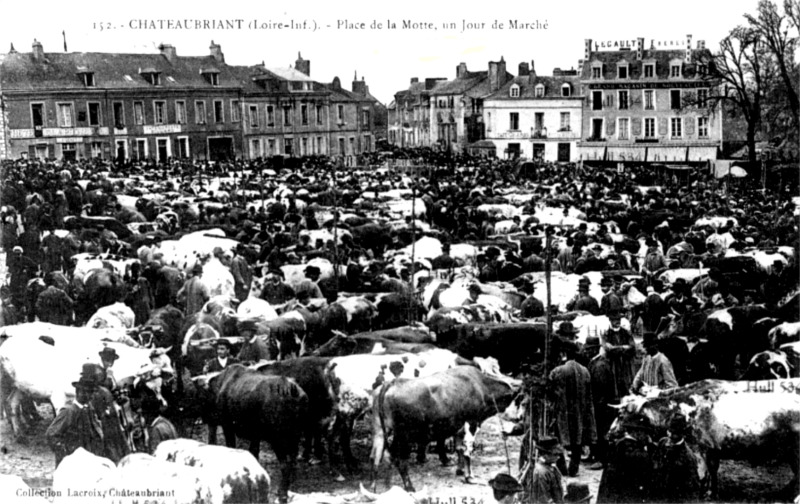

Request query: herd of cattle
[{"left": 1, "top": 164, "right": 800, "bottom": 503}]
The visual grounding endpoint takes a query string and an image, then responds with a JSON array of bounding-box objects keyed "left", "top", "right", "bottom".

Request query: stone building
[
  {"left": 483, "top": 62, "right": 583, "bottom": 161},
  {"left": 578, "top": 35, "right": 723, "bottom": 163},
  {"left": 388, "top": 77, "right": 445, "bottom": 148}
]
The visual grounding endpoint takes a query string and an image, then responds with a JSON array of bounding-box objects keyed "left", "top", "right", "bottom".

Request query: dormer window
[
  {"left": 617, "top": 61, "right": 629, "bottom": 79},
  {"left": 643, "top": 62, "right": 656, "bottom": 78},
  {"left": 510, "top": 84, "right": 520, "bottom": 98},
  {"left": 201, "top": 68, "right": 220, "bottom": 86},
  {"left": 670, "top": 62, "right": 682, "bottom": 78},
  {"left": 591, "top": 62, "right": 603, "bottom": 79},
  {"left": 139, "top": 68, "right": 161, "bottom": 86},
  {"left": 535, "top": 84, "right": 545, "bottom": 98},
  {"left": 697, "top": 64, "right": 708, "bottom": 77},
  {"left": 77, "top": 67, "right": 95, "bottom": 87},
  {"left": 561, "top": 83, "right": 571, "bottom": 97}
]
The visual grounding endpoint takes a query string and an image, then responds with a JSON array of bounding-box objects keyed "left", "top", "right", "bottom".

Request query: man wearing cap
[
  {"left": 7, "top": 245, "right": 37, "bottom": 313},
  {"left": 177, "top": 263, "right": 210, "bottom": 316},
  {"left": 431, "top": 242, "right": 458, "bottom": 271},
  {"left": 463, "top": 283, "right": 482, "bottom": 305},
  {"left": 488, "top": 473, "right": 523, "bottom": 504},
  {"left": 566, "top": 277, "right": 600, "bottom": 315},
  {"left": 230, "top": 245, "right": 254, "bottom": 303},
  {"left": 597, "top": 415, "right": 656, "bottom": 503},
  {"left": 601, "top": 312, "right": 637, "bottom": 400},
  {"left": 261, "top": 269, "right": 296, "bottom": 305},
  {"left": 630, "top": 332, "right": 678, "bottom": 395},
  {"left": 203, "top": 339, "right": 240, "bottom": 374},
  {"left": 653, "top": 415, "right": 701, "bottom": 503},
  {"left": 45, "top": 367, "right": 105, "bottom": 467},
  {"left": 642, "top": 238, "right": 667, "bottom": 284},
  {"left": 90, "top": 355, "right": 131, "bottom": 463},
  {"left": 236, "top": 320, "right": 272, "bottom": 364},
  {"left": 296, "top": 265, "right": 324, "bottom": 300},
  {"left": 583, "top": 335, "right": 616, "bottom": 470},
  {"left": 599, "top": 277, "right": 623, "bottom": 316},
  {"left": 35, "top": 272, "right": 74, "bottom": 326},
  {"left": 527, "top": 436, "right": 565, "bottom": 504},
  {"left": 520, "top": 282, "right": 545, "bottom": 318},
  {"left": 549, "top": 341, "right": 596, "bottom": 478}
]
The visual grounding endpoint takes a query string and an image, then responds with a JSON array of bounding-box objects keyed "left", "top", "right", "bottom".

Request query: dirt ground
[{"left": 0, "top": 404, "right": 794, "bottom": 503}]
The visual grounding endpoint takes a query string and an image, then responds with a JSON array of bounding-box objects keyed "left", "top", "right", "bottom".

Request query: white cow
[
  {"left": 116, "top": 453, "right": 224, "bottom": 504},
  {"left": 281, "top": 258, "right": 338, "bottom": 291},
  {"left": 156, "top": 229, "right": 239, "bottom": 271},
  {"left": 53, "top": 449, "right": 116, "bottom": 504},
  {"left": 86, "top": 301, "right": 135, "bottom": 330}
]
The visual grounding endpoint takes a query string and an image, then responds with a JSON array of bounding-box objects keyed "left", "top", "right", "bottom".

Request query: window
[
  {"left": 316, "top": 104, "right": 323, "bottom": 125},
  {"left": 592, "top": 66, "right": 602, "bottom": 79},
  {"left": 592, "top": 91, "right": 603, "bottom": 110},
  {"left": 618, "top": 90, "right": 629, "bottom": 110},
  {"left": 671, "top": 117, "right": 682, "bottom": 137},
  {"left": 248, "top": 105, "right": 259, "bottom": 128},
  {"left": 697, "top": 64, "right": 708, "bottom": 77},
  {"left": 231, "top": 100, "right": 240, "bottom": 122},
  {"left": 698, "top": 117, "right": 709, "bottom": 138},
  {"left": 560, "top": 112, "right": 570, "bottom": 131},
  {"left": 535, "top": 84, "right": 545, "bottom": 98},
  {"left": 316, "top": 136, "right": 323, "bottom": 154},
  {"left": 618, "top": 65, "right": 628, "bottom": 79},
  {"left": 337, "top": 105, "right": 345, "bottom": 123},
  {"left": 670, "top": 90, "right": 681, "bottom": 109},
  {"left": 195, "top": 101, "right": 206, "bottom": 124},
  {"left": 143, "top": 72, "right": 161, "bottom": 86},
  {"left": 338, "top": 137, "right": 345, "bottom": 155},
  {"left": 697, "top": 89, "right": 708, "bottom": 108},
  {"left": 644, "top": 118, "right": 656, "bottom": 138},
  {"left": 133, "top": 102, "right": 144, "bottom": 125},
  {"left": 644, "top": 64, "right": 655, "bottom": 78},
  {"left": 301, "top": 104, "right": 309, "bottom": 125},
  {"left": 671, "top": 64, "right": 681, "bottom": 78},
  {"left": 618, "top": 118, "right": 629, "bottom": 140},
  {"left": 57, "top": 103, "right": 74, "bottom": 128},
  {"left": 284, "top": 138, "right": 293, "bottom": 156},
  {"left": 561, "top": 84, "right": 571, "bottom": 97},
  {"left": 349, "top": 137, "right": 355, "bottom": 154},
  {"left": 251, "top": 139, "right": 262, "bottom": 158},
  {"left": 510, "top": 85, "right": 520, "bottom": 98},
  {"left": 509, "top": 112, "right": 519, "bottom": 131},
  {"left": 267, "top": 105, "right": 275, "bottom": 126},
  {"left": 175, "top": 100, "right": 186, "bottom": 124},
  {"left": 153, "top": 101, "right": 166, "bottom": 125},
  {"left": 209, "top": 73, "right": 219, "bottom": 86},
  {"left": 113, "top": 102, "right": 124, "bottom": 128},
  {"left": 591, "top": 118, "right": 603, "bottom": 139},
  {"left": 644, "top": 90, "right": 655, "bottom": 110},
  {"left": 83, "top": 73, "right": 95, "bottom": 87},
  {"left": 283, "top": 105, "right": 292, "bottom": 126},
  {"left": 534, "top": 113, "right": 544, "bottom": 132},
  {"left": 214, "top": 100, "right": 224, "bottom": 123},
  {"left": 61, "top": 143, "right": 77, "bottom": 161},
  {"left": 90, "top": 142, "right": 103, "bottom": 158},
  {"left": 268, "top": 139, "right": 276, "bottom": 155},
  {"left": 362, "top": 109, "right": 370, "bottom": 127},
  {"left": 87, "top": 102, "right": 101, "bottom": 126},
  {"left": 364, "top": 135, "right": 371, "bottom": 152}
]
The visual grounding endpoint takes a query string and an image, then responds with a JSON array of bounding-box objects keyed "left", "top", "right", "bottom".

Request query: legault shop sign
[{"left": 588, "top": 82, "right": 710, "bottom": 89}]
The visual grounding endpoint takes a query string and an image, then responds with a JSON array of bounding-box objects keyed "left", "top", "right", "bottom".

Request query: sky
[{"left": 0, "top": 0, "right": 764, "bottom": 104}]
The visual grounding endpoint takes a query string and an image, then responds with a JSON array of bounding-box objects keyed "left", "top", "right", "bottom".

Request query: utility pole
[{"left": 332, "top": 157, "right": 340, "bottom": 295}]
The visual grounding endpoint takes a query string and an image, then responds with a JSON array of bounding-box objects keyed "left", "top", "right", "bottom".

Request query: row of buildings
[
  {"left": 0, "top": 41, "right": 384, "bottom": 162},
  {"left": 388, "top": 35, "right": 723, "bottom": 163}
]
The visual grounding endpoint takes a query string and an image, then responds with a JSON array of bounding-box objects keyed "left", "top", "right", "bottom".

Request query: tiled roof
[
  {"left": 0, "top": 50, "right": 242, "bottom": 91},
  {"left": 260, "top": 67, "right": 315, "bottom": 82},
  {"left": 579, "top": 48, "right": 714, "bottom": 80},
  {"left": 485, "top": 74, "right": 582, "bottom": 100},
  {"left": 429, "top": 73, "right": 487, "bottom": 95}
]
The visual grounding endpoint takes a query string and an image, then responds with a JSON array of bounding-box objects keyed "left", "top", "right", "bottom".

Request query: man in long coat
[
  {"left": 176, "top": 263, "right": 210, "bottom": 316},
  {"left": 548, "top": 344, "right": 597, "bottom": 477},
  {"left": 35, "top": 272, "right": 74, "bottom": 325},
  {"left": 602, "top": 311, "right": 637, "bottom": 400},
  {"left": 45, "top": 370, "right": 104, "bottom": 467}
]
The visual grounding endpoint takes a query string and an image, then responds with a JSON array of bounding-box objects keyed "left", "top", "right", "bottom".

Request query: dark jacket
[{"left": 45, "top": 401, "right": 105, "bottom": 467}]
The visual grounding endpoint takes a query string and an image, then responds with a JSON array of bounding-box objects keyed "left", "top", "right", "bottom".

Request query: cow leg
[
  {"left": 247, "top": 437, "right": 261, "bottom": 461},
  {"left": 369, "top": 422, "right": 387, "bottom": 492},
  {"left": 415, "top": 432, "right": 430, "bottom": 465},
  {"left": 273, "top": 438, "right": 300, "bottom": 504},
  {"left": 6, "top": 389, "right": 23, "bottom": 435},
  {"left": 436, "top": 437, "right": 450, "bottom": 466},
  {"left": 206, "top": 423, "right": 218, "bottom": 445},
  {"left": 389, "top": 431, "right": 415, "bottom": 492},
  {"left": 706, "top": 450, "right": 720, "bottom": 499},
  {"left": 222, "top": 424, "right": 237, "bottom": 449},
  {"left": 456, "top": 422, "right": 479, "bottom": 483},
  {"left": 338, "top": 415, "right": 358, "bottom": 470}
]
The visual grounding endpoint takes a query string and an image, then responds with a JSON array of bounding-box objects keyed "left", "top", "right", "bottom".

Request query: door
[
  {"left": 208, "top": 137, "right": 233, "bottom": 161},
  {"left": 507, "top": 143, "right": 521, "bottom": 159},
  {"left": 157, "top": 138, "right": 169, "bottom": 163},
  {"left": 31, "top": 104, "right": 44, "bottom": 137},
  {"left": 136, "top": 139, "right": 147, "bottom": 160},
  {"left": 558, "top": 143, "right": 571, "bottom": 162},
  {"left": 592, "top": 119, "right": 603, "bottom": 140},
  {"left": 533, "top": 143, "right": 545, "bottom": 161},
  {"left": 116, "top": 140, "right": 126, "bottom": 161}
]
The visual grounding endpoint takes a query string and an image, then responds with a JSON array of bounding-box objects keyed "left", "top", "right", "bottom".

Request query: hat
[
  {"left": 304, "top": 265, "right": 321, "bottom": 277},
  {"left": 72, "top": 363, "right": 101, "bottom": 389},
  {"left": 613, "top": 274, "right": 624, "bottom": 283},
  {"left": 557, "top": 321, "right": 579, "bottom": 337},
  {"left": 488, "top": 473, "right": 523, "bottom": 493},
  {"left": 671, "top": 278, "right": 687, "bottom": 292},
  {"left": 534, "top": 436, "right": 564, "bottom": 455},
  {"left": 600, "top": 276, "right": 613, "bottom": 287},
  {"left": 214, "top": 338, "right": 233, "bottom": 349},
  {"left": 668, "top": 414, "right": 690, "bottom": 436},
  {"left": 267, "top": 268, "right": 284, "bottom": 279},
  {"left": 12, "top": 246, "right": 22, "bottom": 253},
  {"left": 192, "top": 262, "right": 203, "bottom": 274},
  {"left": 578, "top": 276, "right": 591, "bottom": 286},
  {"left": 237, "top": 319, "right": 258, "bottom": 335},
  {"left": 98, "top": 347, "right": 119, "bottom": 362},
  {"left": 608, "top": 311, "right": 622, "bottom": 321},
  {"left": 642, "top": 332, "right": 658, "bottom": 348},
  {"left": 468, "top": 284, "right": 482, "bottom": 294},
  {"left": 564, "top": 482, "right": 592, "bottom": 503},
  {"left": 584, "top": 335, "right": 601, "bottom": 349}
]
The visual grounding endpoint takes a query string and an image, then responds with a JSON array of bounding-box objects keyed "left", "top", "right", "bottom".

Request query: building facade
[
  {"left": 578, "top": 36, "right": 723, "bottom": 163},
  {"left": 484, "top": 62, "right": 583, "bottom": 161},
  {"left": 388, "top": 77, "right": 443, "bottom": 148},
  {"left": 0, "top": 43, "right": 381, "bottom": 162}
]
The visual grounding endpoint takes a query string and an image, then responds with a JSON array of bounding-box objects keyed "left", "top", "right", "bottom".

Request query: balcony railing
[
  {"left": 586, "top": 136, "right": 606, "bottom": 142},
  {"left": 532, "top": 127, "right": 547, "bottom": 139}
]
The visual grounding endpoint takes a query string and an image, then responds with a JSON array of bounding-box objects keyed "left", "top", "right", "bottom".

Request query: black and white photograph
[{"left": 0, "top": 0, "right": 798, "bottom": 502}]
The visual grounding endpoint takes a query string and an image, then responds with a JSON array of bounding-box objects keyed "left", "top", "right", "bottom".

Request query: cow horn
[
  {"left": 608, "top": 403, "right": 624, "bottom": 410},
  {"left": 358, "top": 483, "right": 378, "bottom": 502}
]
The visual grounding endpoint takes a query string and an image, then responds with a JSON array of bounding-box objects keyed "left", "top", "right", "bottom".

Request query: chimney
[
  {"left": 636, "top": 37, "right": 644, "bottom": 60},
  {"left": 425, "top": 78, "right": 443, "bottom": 90},
  {"left": 295, "top": 52, "right": 310, "bottom": 76},
  {"left": 518, "top": 62, "right": 530, "bottom": 76},
  {"left": 31, "top": 39, "right": 44, "bottom": 62},
  {"left": 456, "top": 62, "right": 468, "bottom": 78},
  {"left": 697, "top": 40, "right": 705, "bottom": 50},
  {"left": 410, "top": 77, "right": 419, "bottom": 84},
  {"left": 332, "top": 76, "right": 341, "bottom": 90},
  {"left": 584, "top": 39, "right": 592, "bottom": 60},
  {"left": 159, "top": 43, "right": 176, "bottom": 63},
  {"left": 488, "top": 56, "right": 507, "bottom": 92},
  {"left": 9, "top": 43, "right": 16, "bottom": 54},
  {"left": 352, "top": 72, "right": 368, "bottom": 95},
  {"left": 530, "top": 60, "right": 536, "bottom": 77},
  {"left": 210, "top": 41, "right": 224, "bottom": 63},
  {"left": 685, "top": 34, "right": 693, "bottom": 62},
  {"left": 553, "top": 67, "right": 562, "bottom": 77}
]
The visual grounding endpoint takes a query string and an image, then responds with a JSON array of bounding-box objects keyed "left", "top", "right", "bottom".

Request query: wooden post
[{"left": 332, "top": 158, "right": 340, "bottom": 295}]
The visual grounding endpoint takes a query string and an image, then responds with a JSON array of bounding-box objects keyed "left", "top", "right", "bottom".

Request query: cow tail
[{"left": 376, "top": 380, "right": 393, "bottom": 443}]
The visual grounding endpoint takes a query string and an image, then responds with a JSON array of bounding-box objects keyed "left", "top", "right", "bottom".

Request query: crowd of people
[{"left": 1, "top": 147, "right": 798, "bottom": 503}]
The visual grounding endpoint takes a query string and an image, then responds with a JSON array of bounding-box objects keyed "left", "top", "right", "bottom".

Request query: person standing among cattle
[
  {"left": 566, "top": 277, "right": 600, "bottom": 315},
  {"left": 527, "top": 436, "right": 565, "bottom": 504},
  {"left": 88, "top": 358, "right": 130, "bottom": 463},
  {"left": 597, "top": 416, "right": 656, "bottom": 503},
  {"left": 652, "top": 415, "right": 701, "bottom": 503},
  {"left": 202, "top": 339, "right": 240, "bottom": 373},
  {"left": 601, "top": 311, "right": 637, "bottom": 400},
  {"left": 41, "top": 226, "right": 64, "bottom": 274},
  {"left": 8, "top": 245, "right": 37, "bottom": 311},
  {"left": 261, "top": 269, "right": 296, "bottom": 305},
  {"left": 548, "top": 344, "right": 596, "bottom": 477},
  {"left": 642, "top": 238, "right": 667, "bottom": 285},
  {"left": 45, "top": 368, "right": 105, "bottom": 467},
  {"left": 599, "top": 277, "right": 623, "bottom": 316},
  {"left": 35, "top": 272, "right": 74, "bottom": 325},
  {"left": 583, "top": 336, "right": 615, "bottom": 470},
  {"left": 630, "top": 332, "right": 678, "bottom": 395},
  {"left": 520, "top": 281, "right": 545, "bottom": 318},
  {"left": 230, "top": 244, "right": 253, "bottom": 303},
  {"left": 296, "top": 265, "right": 324, "bottom": 300},
  {"left": 236, "top": 320, "right": 272, "bottom": 364},
  {"left": 176, "top": 263, "right": 210, "bottom": 316}
]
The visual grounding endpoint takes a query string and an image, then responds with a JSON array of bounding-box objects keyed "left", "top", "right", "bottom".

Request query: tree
[{"left": 745, "top": 0, "right": 800, "bottom": 128}]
